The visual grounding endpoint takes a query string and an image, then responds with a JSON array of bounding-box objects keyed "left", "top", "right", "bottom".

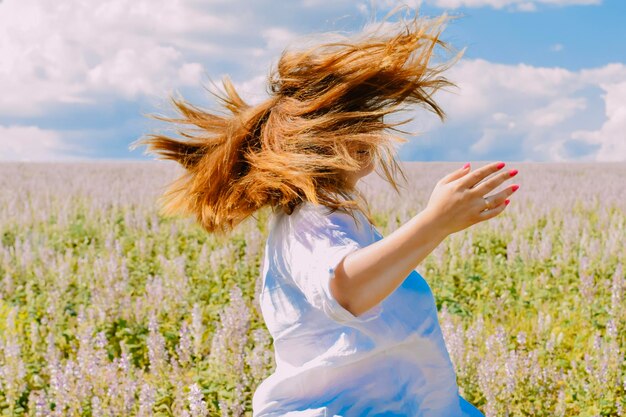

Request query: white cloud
[
  {"left": 178, "top": 63, "right": 205, "bottom": 86},
  {"left": 0, "top": 0, "right": 337, "bottom": 116},
  {"left": 406, "top": 59, "right": 625, "bottom": 161},
  {"left": 0, "top": 0, "right": 227, "bottom": 116},
  {"left": 233, "top": 75, "right": 271, "bottom": 105},
  {"left": 439, "top": 59, "right": 582, "bottom": 121},
  {"left": 578, "top": 62, "right": 626, "bottom": 85},
  {"left": 0, "top": 125, "right": 84, "bottom": 161},
  {"left": 571, "top": 81, "right": 626, "bottom": 162},
  {"left": 528, "top": 97, "right": 587, "bottom": 127},
  {"left": 85, "top": 46, "right": 183, "bottom": 99},
  {"left": 262, "top": 27, "right": 300, "bottom": 51}
]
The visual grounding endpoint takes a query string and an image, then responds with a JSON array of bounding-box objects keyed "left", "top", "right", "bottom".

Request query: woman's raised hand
[
  {"left": 424, "top": 162, "right": 519, "bottom": 236},
  {"left": 331, "top": 161, "right": 518, "bottom": 317}
]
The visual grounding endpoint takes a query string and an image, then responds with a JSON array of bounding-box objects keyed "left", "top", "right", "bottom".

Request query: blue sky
[{"left": 1, "top": 0, "right": 624, "bottom": 162}]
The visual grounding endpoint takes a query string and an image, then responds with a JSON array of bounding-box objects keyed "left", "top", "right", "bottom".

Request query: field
[{"left": 0, "top": 161, "right": 624, "bottom": 416}]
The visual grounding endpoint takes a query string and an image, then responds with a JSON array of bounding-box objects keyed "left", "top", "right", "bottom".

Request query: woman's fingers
[
  {"left": 459, "top": 161, "right": 506, "bottom": 190},
  {"left": 477, "top": 197, "right": 508, "bottom": 220},
  {"left": 480, "top": 185, "right": 518, "bottom": 212},
  {"left": 469, "top": 167, "right": 519, "bottom": 198}
]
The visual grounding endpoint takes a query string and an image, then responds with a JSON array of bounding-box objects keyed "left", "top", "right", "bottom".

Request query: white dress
[{"left": 252, "top": 201, "right": 484, "bottom": 417}]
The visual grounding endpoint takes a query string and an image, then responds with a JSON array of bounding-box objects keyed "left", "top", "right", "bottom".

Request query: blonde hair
[{"left": 131, "top": 7, "right": 463, "bottom": 237}]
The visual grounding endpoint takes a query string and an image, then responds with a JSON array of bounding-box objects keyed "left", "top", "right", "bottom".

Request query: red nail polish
[
  {"left": 512, "top": 184, "right": 519, "bottom": 192},
  {"left": 509, "top": 169, "right": 518, "bottom": 177},
  {"left": 504, "top": 199, "right": 510, "bottom": 206},
  {"left": 496, "top": 162, "right": 505, "bottom": 169},
  {"left": 463, "top": 162, "right": 470, "bottom": 169}
]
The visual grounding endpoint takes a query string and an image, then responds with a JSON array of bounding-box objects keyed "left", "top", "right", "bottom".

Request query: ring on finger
[{"left": 483, "top": 196, "right": 491, "bottom": 210}]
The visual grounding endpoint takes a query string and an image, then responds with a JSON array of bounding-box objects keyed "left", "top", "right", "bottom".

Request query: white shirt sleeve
[{"left": 287, "top": 209, "right": 383, "bottom": 326}]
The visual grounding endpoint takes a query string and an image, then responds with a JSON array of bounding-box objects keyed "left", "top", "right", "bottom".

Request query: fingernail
[
  {"left": 505, "top": 199, "right": 510, "bottom": 206},
  {"left": 496, "top": 162, "right": 505, "bottom": 169},
  {"left": 512, "top": 184, "right": 519, "bottom": 192},
  {"left": 462, "top": 162, "right": 470, "bottom": 170},
  {"left": 509, "top": 169, "right": 518, "bottom": 177}
]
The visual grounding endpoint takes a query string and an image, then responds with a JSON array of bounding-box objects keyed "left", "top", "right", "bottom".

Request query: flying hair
[{"left": 130, "top": 5, "right": 464, "bottom": 237}]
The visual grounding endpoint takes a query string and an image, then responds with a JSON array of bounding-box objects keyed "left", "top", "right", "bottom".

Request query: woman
[{"left": 133, "top": 7, "right": 519, "bottom": 416}]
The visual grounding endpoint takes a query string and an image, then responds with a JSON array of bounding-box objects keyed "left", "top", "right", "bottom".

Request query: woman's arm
[
  {"left": 329, "top": 208, "right": 448, "bottom": 317},
  {"left": 330, "top": 161, "right": 518, "bottom": 317}
]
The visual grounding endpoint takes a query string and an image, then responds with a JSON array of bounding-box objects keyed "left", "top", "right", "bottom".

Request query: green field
[{"left": 0, "top": 161, "right": 624, "bottom": 416}]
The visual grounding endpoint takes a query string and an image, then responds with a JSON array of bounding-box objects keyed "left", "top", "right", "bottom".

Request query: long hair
[{"left": 130, "top": 7, "right": 463, "bottom": 237}]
